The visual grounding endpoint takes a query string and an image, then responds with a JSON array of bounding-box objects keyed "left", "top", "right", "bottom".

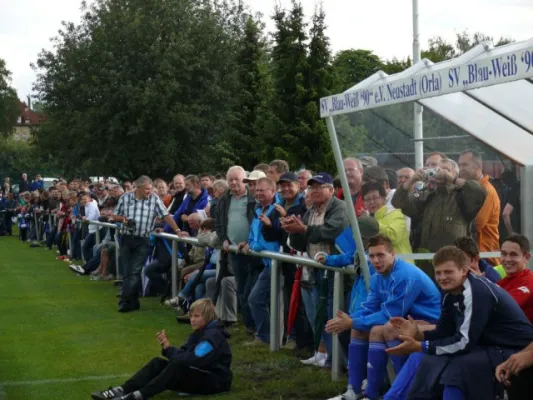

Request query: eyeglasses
[{"left": 363, "top": 196, "right": 383, "bottom": 203}]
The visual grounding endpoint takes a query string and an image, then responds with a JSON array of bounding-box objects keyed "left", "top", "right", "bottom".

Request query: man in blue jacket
[
  {"left": 240, "top": 177, "right": 283, "bottom": 346},
  {"left": 166, "top": 175, "right": 211, "bottom": 235},
  {"left": 327, "top": 234, "right": 441, "bottom": 400},
  {"left": 29, "top": 174, "right": 44, "bottom": 192},
  {"left": 387, "top": 246, "right": 533, "bottom": 400}
]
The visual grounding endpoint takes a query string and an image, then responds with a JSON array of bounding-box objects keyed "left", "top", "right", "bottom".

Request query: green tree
[
  {"left": 0, "top": 58, "right": 19, "bottom": 138},
  {"left": 33, "top": 0, "right": 245, "bottom": 179},
  {"left": 303, "top": 5, "right": 336, "bottom": 171},
  {"left": 223, "top": 15, "right": 272, "bottom": 168},
  {"left": 332, "top": 49, "right": 382, "bottom": 92},
  {"left": 266, "top": 1, "right": 311, "bottom": 167}
]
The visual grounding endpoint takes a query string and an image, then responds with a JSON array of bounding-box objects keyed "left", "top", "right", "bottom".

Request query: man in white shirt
[{"left": 81, "top": 192, "right": 101, "bottom": 263}]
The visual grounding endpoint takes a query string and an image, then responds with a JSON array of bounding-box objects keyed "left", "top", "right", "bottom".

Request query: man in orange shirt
[{"left": 458, "top": 149, "right": 500, "bottom": 265}]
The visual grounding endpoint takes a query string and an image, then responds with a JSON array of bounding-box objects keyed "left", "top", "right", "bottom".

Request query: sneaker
[
  {"left": 282, "top": 339, "right": 297, "bottom": 350},
  {"left": 69, "top": 264, "right": 85, "bottom": 274},
  {"left": 312, "top": 356, "right": 327, "bottom": 367},
  {"left": 301, "top": 352, "right": 327, "bottom": 365},
  {"left": 164, "top": 296, "right": 183, "bottom": 308},
  {"left": 91, "top": 387, "right": 124, "bottom": 399},
  {"left": 360, "top": 379, "right": 367, "bottom": 393},
  {"left": 326, "top": 390, "right": 358, "bottom": 400}
]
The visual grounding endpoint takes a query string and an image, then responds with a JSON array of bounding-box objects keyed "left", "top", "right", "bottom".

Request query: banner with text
[{"left": 320, "top": 40, "right": 533, "bottom": 118}]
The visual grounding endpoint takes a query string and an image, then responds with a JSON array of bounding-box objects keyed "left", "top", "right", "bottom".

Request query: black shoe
[
  {"left": 118, "top": 304, "right": 140, "bottom": 313},
  {"left": 117, "top": 395, "right": 135, "bottom": 400},
  {"left": 91, "top": 387, "right": 123, "bottom": 399}
]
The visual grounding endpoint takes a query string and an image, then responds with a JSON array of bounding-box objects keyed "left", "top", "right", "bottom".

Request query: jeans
[
  {"left": 301, "top": 286, "right": 318, "bottom": 331},
  {"left": 179, "top": 269, "right": 217, "bottom": 301},
  {"left": 82, "top": 232, "right": 96, "bottom": 263},
  {"left": 72, "top": 229, "right": 82, "bottom": 260},
  {"left": 248, "top": 267, "right": 271, "bottom": 343},
  {"left": 229, "top": 253, "right": 259, "bottom": 331},
  {"left": 119, "top": 235, "right": 151, "bottom": 309},
  {"left": 144, "top": 241, "right": 171, "bottom": 294}
]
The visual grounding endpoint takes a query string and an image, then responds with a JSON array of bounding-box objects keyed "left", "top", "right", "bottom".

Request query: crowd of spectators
[{"left": 2, "top": 150, "right": 533, "bottom": 400}]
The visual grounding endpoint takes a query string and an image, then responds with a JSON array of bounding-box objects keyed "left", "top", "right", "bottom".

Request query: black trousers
[
  {"left": 121, "top": 357, "right": 226, "bottom": 399},
  {"left": 507, "top": 366, "right": 533, "bottom": 400},
  {"left": 119, "top": 235, "right": 151, "bottom": 309}
]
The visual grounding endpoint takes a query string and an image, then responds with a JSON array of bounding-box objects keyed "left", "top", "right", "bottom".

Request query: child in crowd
[{"left": 91, "top": 299, "right": 232, "bottom": 400}]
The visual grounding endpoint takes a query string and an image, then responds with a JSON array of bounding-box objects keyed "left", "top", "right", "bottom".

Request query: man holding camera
[
  {"left": 392, "top": 156, "right": 487, "bottom": 277},
  {"left": 111, "top": 176, "right": 181, "bottom": 313}
]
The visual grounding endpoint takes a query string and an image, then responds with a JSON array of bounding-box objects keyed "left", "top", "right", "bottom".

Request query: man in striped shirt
[{"left": 111, "top": 175, "right": 181, "bottom": 313}]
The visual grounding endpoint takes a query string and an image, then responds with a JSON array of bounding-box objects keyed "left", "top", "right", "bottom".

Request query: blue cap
[{"left": 308, "top": 172, "right": 333, "bottom": 185}]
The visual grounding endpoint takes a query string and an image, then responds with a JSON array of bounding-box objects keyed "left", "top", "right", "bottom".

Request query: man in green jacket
[{"left": 392, "top": 158, "right": 486, "bottom": 277}]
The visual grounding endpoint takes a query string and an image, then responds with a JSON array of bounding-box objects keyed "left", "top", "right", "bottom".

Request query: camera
[{"left": 424, "top": 168, "right": 440, "bottom": 181}]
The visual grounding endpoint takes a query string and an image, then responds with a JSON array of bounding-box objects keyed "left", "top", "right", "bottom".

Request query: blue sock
[
  {"left": 349, "top": 338, "right": 369, "bottom": 394},
  {"left": 365, "top": 342, "right": 388, "bottom": 399},
  {"left": 387, "top": 339, "right": 408, "bottom": 373},
  {"left": 443, "top": 386, "right": 465, "bottom": 400}
]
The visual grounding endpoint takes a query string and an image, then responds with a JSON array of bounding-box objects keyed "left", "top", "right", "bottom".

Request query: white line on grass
[{"left": 0, "top": 374, "right": 131, "bottom": 387}]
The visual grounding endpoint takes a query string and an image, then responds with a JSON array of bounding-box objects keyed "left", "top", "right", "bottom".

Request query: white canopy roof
[{"left": 320, "top": 38, "right": 533, "bottom": 165}]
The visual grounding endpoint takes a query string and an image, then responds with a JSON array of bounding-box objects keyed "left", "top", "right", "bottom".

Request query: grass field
[{"left": 0, "top": 235, "right": 346, "bottom": 399}]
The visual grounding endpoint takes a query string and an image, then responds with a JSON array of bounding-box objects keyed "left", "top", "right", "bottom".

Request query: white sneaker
[
  {"left": 68, "top": 264, "right": 85, "bottom": 274},
  {"left": 300, "top": 352, "right": 326, "bottom": 365},
  {"left": 326, "top": 388, "right": 357, "bottom": 400},
  {"left": 313, "top": 356, "right": 327, "bottom": 367},
  {"left": 360, "top": 379, "right": 367, "bottom": 393}
]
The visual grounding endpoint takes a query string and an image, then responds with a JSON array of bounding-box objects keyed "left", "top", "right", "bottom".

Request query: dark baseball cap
[
  {"left": 278, "top": 172, "right": 298, "bottom": 183},
  {"left": 308, "top": 172, "right": 334, "bottom": 185}
]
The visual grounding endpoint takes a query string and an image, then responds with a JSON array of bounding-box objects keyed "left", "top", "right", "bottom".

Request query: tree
[
  {"left": 33, "top": 0, "right": 245, "bottom": 179},
  {"left": 332, "top": 49, "right": 382, "bottom": 92},
  {"left": 223, "top": 15, "right": 272, "bottom": 168},
  {"left": 303, "top": 5, "right": 336, "bottom": 171},
  {"left": 266, "top": 1, "right": 311, "bottom": 167},
  {"left": 0, "top": 58, "right": 19, "bottom": 138}
]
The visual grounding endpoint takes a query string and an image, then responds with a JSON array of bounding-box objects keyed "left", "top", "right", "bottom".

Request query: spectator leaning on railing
[{"left": 109, "top": 175, "right": 181, "bottom": 313}]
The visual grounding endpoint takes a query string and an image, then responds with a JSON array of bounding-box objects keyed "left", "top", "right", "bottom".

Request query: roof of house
[{"left": 16, "top": 101, "right": 45, "bottom": 125}]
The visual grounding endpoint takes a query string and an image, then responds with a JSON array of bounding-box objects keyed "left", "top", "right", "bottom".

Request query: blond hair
[{"left": 189, "top": 298, "right": 217, "bottom": 323}]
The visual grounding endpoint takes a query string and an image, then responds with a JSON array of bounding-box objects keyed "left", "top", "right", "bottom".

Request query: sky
[{"left": 1, "top": 0, "right": 533, "bottom": 100}]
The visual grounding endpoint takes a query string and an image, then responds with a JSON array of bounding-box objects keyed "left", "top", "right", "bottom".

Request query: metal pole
[
  {"left": 171, "top": 240, "right": 178, "bottom": 298},
  {"left": 114, "top": 229, "right": 121, "bottom": 279},
  {"left": 34, "top": 213, "right": 40, "bottom": 241},
  {"left": 269, "top": 259, "right": 281, "bottom": 352},
  {"left": 521, "top": 165, "right": 533, "bottom": 268},
  {"left": 326, "top": 116, "right": 371, "bottom": 290},
  {"left": 331, "top": 271, "right": 344, "bottom": 381},
  {"left": 413, "top": 0, "right": 424, "bottom": 169},
  {"left": 95, "top": 227, "right": 101, "bottom": 245}
]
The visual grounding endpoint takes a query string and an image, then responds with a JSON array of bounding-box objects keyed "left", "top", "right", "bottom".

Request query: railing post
[
  {"left": 270, "top": 259, "right": 281, "bottom": 351},
  {"left": 332, "top": 270, "right": 344, "bottom": 381},
  {"left": 171, "top": 240, "right": 178, "bottom": 299},
  {"left": 34, "top": 213, "right": 40, "bottom": 241},
  {"left": 114, "top": 228, "right": 121, "bottom": 280},
  {"left": 95, "top": 227, "right": 101, "bottom": 245}
]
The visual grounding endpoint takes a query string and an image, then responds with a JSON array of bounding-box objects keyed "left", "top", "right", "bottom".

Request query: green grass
[{"left": 0, "top": 235, "right": 346, "bottom": 399}]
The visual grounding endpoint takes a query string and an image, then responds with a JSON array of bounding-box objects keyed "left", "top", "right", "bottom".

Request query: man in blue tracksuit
[
  {"left": 241, "top": 177, "right": 282, "bottom": 346},
  {"left": 386, "top": 246, "right": 533, "bottom": 400},
  {"left": 327, "top": 234, "right": 441, "bottom": 400}
]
